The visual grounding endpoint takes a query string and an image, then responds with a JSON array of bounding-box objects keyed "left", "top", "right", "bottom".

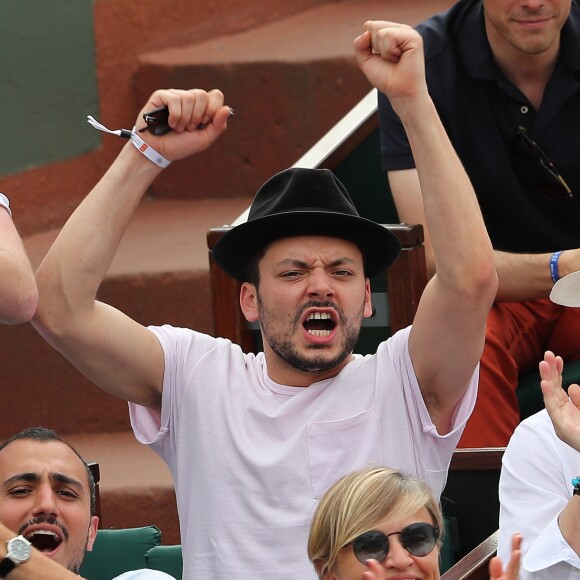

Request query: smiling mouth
[
  {"left": 303, "top": 312, "right": 336, "bottom": 337},
  {"left": 26, "top": 530, "right": 63, "bottom": 553}
]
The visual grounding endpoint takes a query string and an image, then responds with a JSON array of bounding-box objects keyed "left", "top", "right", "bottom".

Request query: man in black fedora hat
[{"left": 32, "top": 25, "right": 497, "bottom": 579}]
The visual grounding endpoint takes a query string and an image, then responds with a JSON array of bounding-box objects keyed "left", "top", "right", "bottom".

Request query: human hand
[
  {"left": 488, "top": 534, "right": 521, "bottom": 580},
  {"left": 353, "top": 21, "right": 428, "bottom": 106},
  {"left": 134, "top": 88, "right": 231, "bottom": 161},
  {"left": 540, "top": 351, "right": 580, "bottom": 451},
  {"left": 361, "top": 559, "right": 386, "bottom": 579}
]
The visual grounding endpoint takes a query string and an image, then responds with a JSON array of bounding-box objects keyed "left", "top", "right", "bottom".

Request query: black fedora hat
[{"left": 212, "top": 167, "right": 401, "bottom": 282}]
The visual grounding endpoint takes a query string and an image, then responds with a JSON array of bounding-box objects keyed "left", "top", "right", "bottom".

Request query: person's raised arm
[
  {"left": 354, "top": 22, "right": 497, "bottom": 434},
  {"left": 0, "top": 204, "right": 38, "bottom": 324},
  {"left": 537, "top": 351, "right": 580, "bottom": 555},
  {"left": 32, "top": 89, "right": 231, "bottom": 410}
]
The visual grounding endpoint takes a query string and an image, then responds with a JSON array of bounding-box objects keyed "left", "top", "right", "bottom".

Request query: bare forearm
[
  {"left": 495, "top": 248, "right": 580, "bottom": 301},
  {"left": 0, "top": 216, "right": 38, "bottom": 324},
  {"left": 392, "top": 182, "right": 568, "bottom": 302}
]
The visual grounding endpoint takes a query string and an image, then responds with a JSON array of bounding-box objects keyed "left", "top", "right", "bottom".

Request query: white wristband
[
  {"left": 86, "top": 116, "right": 171, "bottom": 169},
  {"left": 0, "top": 193, "right": 12, "bottom": 218},
  {"left": 128, "top": 128, "right": 172, "bottom": 169}
]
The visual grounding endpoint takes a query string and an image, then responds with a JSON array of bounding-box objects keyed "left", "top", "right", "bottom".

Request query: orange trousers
[{"left": 458, "top": 298, "right": 580, "bottom": 448}]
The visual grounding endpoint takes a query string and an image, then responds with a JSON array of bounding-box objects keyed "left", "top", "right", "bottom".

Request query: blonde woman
[{"left": 308, "top": 467, "right": 520, "bottom": 580}]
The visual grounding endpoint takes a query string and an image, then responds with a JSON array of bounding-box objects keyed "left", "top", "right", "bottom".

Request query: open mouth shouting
[
  {"left": 303, "top": 310, "right": 337, "bottom": 338},
  {"left": 20, "top": 519, "right": 67, "bottom": 556},
  {"left": 26, "top": 529, "right": 63, "bottom": 553}
]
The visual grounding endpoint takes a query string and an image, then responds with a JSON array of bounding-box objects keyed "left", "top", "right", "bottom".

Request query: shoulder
[
  {"left": 416, "top": 0, "right": 478, "bottom": 59},
  {"left": 505, "top": 409, "right": 557, "bottom": 454},
  {"left": 148, "top": 324, "right": 242, "bottom": 355}
]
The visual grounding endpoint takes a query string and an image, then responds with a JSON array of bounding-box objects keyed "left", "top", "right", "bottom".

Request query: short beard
[{"left": 258, "top": 298, "right": 363, "bottom": 374}]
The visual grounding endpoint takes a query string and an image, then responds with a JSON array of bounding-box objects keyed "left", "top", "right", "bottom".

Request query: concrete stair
[{"left": 7, "top": 0, "right": 453, "bottom": 548}]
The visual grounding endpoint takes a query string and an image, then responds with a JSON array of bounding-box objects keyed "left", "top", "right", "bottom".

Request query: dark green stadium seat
[
  {"left": 79, "top": 526, "right": 162, "bottom": 580},
  {"left": 146, "top": 544, "right": 183, "bottom": 579}
]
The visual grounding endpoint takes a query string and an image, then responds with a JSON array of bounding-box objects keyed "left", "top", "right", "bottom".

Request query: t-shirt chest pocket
[{"left": 307, "top": 407, "right": 382, "bottom": 499}]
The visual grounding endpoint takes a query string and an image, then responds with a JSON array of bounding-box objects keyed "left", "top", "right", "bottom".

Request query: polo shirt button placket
[{"left": 521, "top": 105, "right": 529, "bottom": 114}]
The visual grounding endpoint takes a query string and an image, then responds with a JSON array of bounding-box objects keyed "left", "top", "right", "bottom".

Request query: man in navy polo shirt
[{"left": 378, "top": 0, "right": 580, "bottom": 447}]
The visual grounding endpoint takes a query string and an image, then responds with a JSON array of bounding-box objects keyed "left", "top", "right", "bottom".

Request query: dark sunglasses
[
  {"left": 351, "top": 522, "right": 439, "bottom": 564},
  {"left": 511, "top": 126, "right": 573, "bottom": 201},
  {"left": 138, "top": 106, "right": 188, "bottom": 136},
  {"left": 138, "top": 105, "right": 234, "bottom": 136},
  {"left": 139, "top": 106, "right": 171, "bottom": 136}
]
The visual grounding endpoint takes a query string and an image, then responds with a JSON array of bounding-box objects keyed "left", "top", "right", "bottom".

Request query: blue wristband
[
  {"left": 550, "top": 251, "right": 564, "bottom": 283},
  {"left": 572, "top": 476, "right": 580, "bottom": 496}
]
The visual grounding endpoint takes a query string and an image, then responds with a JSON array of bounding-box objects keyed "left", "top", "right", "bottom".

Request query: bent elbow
[
  {"left": 0, "top": 285, "right": 38, "bottom": 324},
  {"left": 467, "top": 258, "right": 498, "bottom": 306}
]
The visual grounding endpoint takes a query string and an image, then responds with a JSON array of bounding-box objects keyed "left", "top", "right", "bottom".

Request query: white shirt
[
  {"left": 112, "top": 570, "right": 176, "bottom": 579},
  {"left": 498, "top": 409, "right": 580, "bottom": 579},
  {"left": 130, "top": 325, "right": 477, "bottom": 579}
]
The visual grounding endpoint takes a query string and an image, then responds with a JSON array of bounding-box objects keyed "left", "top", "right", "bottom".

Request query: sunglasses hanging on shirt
[{"left": 510, "top": 126, "right": 573, "bottom": 201}]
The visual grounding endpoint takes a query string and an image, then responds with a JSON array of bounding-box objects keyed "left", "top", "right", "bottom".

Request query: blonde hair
[{"left": 307, "top": 467, "right": 443, "bottom": 578}]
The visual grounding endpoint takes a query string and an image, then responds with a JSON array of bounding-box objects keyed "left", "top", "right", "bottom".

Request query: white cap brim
[{"left": 550, "top": 271, "right": 580, "bottom": 306}]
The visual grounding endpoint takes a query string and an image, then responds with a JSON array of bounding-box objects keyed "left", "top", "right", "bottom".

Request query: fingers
[
  {"left": 569, "top": 383, "right": 580, "bottom": 407},
  {"left": 362, "top": 559, "right": 384, "bottom": 579},
  {"left": 139, "top": 88, "right": 227, "bottom": 135},
  {"left": 353, "top": 29, "right": 372, "bottom": 59},
  {"left": 488, "top": 556, "right": 503, "bottom": 579},
  {"left": 539, "top": 350, "right": 565, "bottom": 400},
  {"left": 361, "top": 20, "right": 417, "bottom": 63},
  {"left": 503, "top": 534, "right": 522, "bottom": 579}
]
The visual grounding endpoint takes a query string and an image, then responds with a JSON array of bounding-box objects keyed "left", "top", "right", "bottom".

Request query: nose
[
  {"left": 521, "top": 0, "right": 544, "bottom": 8},
  {"left": 32, "top": 485, "right": 59, "bottom": 518},
  {"left": 306, "top": 268, "right": 335, "bottom": 299},
  {"left": 383, "top": 536, "right": 414, "bottom": 570}
]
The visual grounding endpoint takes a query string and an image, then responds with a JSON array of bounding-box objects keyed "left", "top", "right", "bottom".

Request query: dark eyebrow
[
  {"left": 2, "top": 472, "right": 40, "bottom": 487},
  {"left": 276, "top": 259, "right": 309, "bottom": 268},
  {"left": 276, "top": 257, "right": 357, "bottom": 268},
  {"left": 328, "top": 257, "right": 357, "bottom": 267},
  {"left": 51, "top": 473, "right": 84, "bottom": 491},
  {"left": 2, "top": 472, "right": 83, "bottom": 491}
]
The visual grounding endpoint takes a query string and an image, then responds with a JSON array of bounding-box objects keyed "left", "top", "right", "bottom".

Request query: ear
[
  {"left": 363, "top": 278, "right": 373, "bottom": 318},
  {"left": 85, "top": 516, "right": 99, "bottom": 552},
  {"left": 240, "top": 282, "right": 259, "bottom": 322}
]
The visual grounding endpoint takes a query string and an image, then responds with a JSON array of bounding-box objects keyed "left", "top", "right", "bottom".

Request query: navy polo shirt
[{"left": 378, "top": 0, "right": 580, "bottom": 253}]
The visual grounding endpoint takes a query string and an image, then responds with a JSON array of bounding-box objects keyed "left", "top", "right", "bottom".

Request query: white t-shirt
[
  {"left": 130, "top": 325, "right": 477, "bottom": 579},
  {"left": 498, "top": 409, "right": 580, "bottom": 579}
]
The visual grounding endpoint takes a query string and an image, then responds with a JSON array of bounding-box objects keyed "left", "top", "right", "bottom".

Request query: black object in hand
[{"left": 139, "top": 106, "right": 172, "bottom": 136}]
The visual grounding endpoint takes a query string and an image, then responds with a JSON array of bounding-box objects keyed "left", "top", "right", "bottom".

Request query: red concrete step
[
  {"left": 133, "top": 0, "right": 454, "bottom": 205},
  {"left": 67, "top": 432, "right": 180, "bottom": 545}
]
